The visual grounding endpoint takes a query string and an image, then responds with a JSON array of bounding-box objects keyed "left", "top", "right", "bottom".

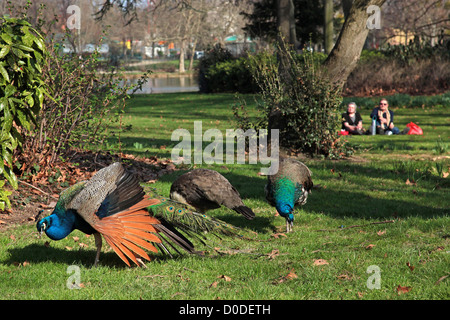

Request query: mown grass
[{"left": 0, "top": 92, "right": 448, "bottom": 301}]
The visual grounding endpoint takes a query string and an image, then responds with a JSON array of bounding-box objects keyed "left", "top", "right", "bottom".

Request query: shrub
[
  {"left": 17, "top": 31, "right": 149, "bottom": 173},
  {"left": 0, "top": 16, "right": 48, "bottom": 209},
  {"left": 235, "top": 46, "right": 350, "bottom": 158},
  {"left": 206, "top": 57, "right": 258, "bottom": 93},
  {"left": 345, "top": 43, "right": 450, "bottom": 96},
  {"left": 197, "top": 44, "right": 233, "bottom": 93}
]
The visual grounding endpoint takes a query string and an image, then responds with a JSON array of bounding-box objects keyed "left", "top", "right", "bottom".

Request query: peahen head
[{"left": 37, "top": 208, "right": 76, "bottom": 241}]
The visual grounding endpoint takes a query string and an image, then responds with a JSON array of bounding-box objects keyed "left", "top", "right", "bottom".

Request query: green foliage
[
  {"left": 433, "top": 137, "right": 448, "bottom": 155},
  {"left": 341, "top": 92, "right": 450, "bottom": 110},
  {"left": 198, "top": 44, "right": 233, "bottom": 93},
  {"left": 385, "top": 36, "right": 450, "bottom": 66},
  {"left": 237, "top": 47, "right": 349, "bottom": 158},
  {"left": 18, "top": 28, "right": 149, "bottom": 171},
  {"left": 0, "top": 16, "right": 48, "bottom": 209},
  {"left": 205, "top": 57, "right": 258, "bottom": 94},
  {"left": 359, "top": 49, "right": 388, "bottom": 62}
]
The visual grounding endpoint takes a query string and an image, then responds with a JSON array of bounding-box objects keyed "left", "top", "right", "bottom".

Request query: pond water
[{"left": 124, "top": 75, "right": 199, "bottom": 94}]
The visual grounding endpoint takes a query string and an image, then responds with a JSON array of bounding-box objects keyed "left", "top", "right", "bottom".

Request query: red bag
[
  {"left": 339, "top": 130, "right": 349, "bottom": 136},
  {"left": 406, "top": 122, "right": 423, "bottom": 135}
]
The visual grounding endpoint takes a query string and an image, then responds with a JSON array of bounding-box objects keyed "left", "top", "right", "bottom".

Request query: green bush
[
  {"left": 206, "top": 57, "right": 258, "bottom": 93},
  {"left": 197, "top": 44, "right": 233, "bottom": 93},
  {"left": 0, "top": 16, "right": 48, "bottom": 210},
  {"left": 235, "top": 46, "right": 350, "bottom": 158},
  {"left": 342, "top": 92, "right": 450, "bottom": 110},
  {"left": 19, "top": 30, "right": 149, "bottom": 172},
  {"left": 199, "top": 47, "right": 328, "bottom": 94}
]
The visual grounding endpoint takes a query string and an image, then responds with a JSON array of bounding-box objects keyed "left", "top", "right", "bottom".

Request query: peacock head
[
  {"left": 276, "top": 203, "right": 294, "bottom": 222},
  {"left": 36, "top": 212, "right": 74, "bottom": 241}
]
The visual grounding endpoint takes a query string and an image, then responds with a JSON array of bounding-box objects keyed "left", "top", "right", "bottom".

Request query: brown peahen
[{"left": 169, "top": 169, "right": 255, "bottom": 220}]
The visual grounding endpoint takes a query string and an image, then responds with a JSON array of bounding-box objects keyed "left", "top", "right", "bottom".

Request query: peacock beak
[{"left": 38, "top": 221, "right": 47, "bottom": 238}]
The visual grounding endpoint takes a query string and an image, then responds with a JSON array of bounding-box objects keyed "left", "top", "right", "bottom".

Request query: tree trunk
[
  {"left": 323, "top": 0, "right": 386, "bottom": 88},
  {"left": 271, "top": 0, "right": 298, "bottom": 137},
  {"left": 276, "top": 0, "right": 296, "bottom": 48},
  {"left": 276, "top": 0, "right": 296, "bottom": 84},
  {"left": 324, "top": 0, "right": 334, "bottom": 54},
  {"left": 342, "top": 0, "right": 353, "bottom": 19},
  {"left": 179, "top": 39, "right": 186, "bottom": 73},
  {"left": 189, "top": 39, "right": 197, "bottom": 71}
]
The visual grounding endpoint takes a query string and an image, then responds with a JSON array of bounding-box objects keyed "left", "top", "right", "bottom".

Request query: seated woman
[
  {"left": 342, "top": 102, "right": 365, "bottom": 135},
  {"left": 368, "top": 98, "right": 400, "bottom": 135}
]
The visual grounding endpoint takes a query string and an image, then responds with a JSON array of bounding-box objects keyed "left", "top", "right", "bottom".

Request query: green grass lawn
[{"left": 0, "top": 92, "right": 448, "bottom": 301}]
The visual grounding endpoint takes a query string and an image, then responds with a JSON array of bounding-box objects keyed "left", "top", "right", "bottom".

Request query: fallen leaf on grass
[
  {"left": 271, "top": 232, "right": 287, "bottom": 239},
  {"left": 406, "top": 262, "right": 415, "bottom": 271},
  {"left": 377, "top": 230, "right": 386, "bottom": 236},
  {"left": 272, "top": 269, "right": 298, "bottom": 285},
  {"left": 405, "top": 178, "right": 416, "bottom": 186},
  {"left": 267, "top": 249, "right": 280, "bottom": 260},
  {"left": 218, "top": 275, "right": 232, "bottom": 282},
  {"left": 435, "top": 275, "right": 448, "bottom": 285},
  {"left": 337, "top": 273, "right": 352, "bottom": 281},
  {"left": 313, "top": 259, "right": 329, "bottom": 266},
  {"left": 365, "top": 244, "right": 376, "bottom": 250},
  {"left": 396, "top": 285, "right": 412, "bottom": 295},
  {"left": 285, "top": 269, "right": 298, "bottom": 280}
]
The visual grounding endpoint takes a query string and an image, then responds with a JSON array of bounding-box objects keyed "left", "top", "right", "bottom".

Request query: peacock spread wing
[{"left": 64, "top": 163, "right": 167, "bottom": 266}]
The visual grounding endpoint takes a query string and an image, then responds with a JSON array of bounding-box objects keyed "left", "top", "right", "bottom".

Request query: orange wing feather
[{"left": 94, "top": 198, "right": 164, "bottom": 266}]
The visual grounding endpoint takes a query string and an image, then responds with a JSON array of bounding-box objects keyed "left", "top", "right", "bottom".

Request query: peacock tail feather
[{"left": 145, "top": 189, "right": 242, "bottom": 237}]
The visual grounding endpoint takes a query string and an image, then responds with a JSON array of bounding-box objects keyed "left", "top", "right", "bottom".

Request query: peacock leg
[
  {"left": 94, "top": 232, "right": 102, "bottom": 266},
  {"left": 286, "top": 220, "right": 293, "bottom": 233}
]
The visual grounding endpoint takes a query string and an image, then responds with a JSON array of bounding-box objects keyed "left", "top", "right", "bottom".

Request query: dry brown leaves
[
  {"left": 1, "top": 150, "right": 179, "bottom": 229},
  {"left": 396, "top": 285, "right": 412, "bottom": 295},
  {"left": 272, "top": 268, "right": 298, "bottom": 285},
  {"left": 209, "top": 274, "right": 232, "bottom": 288},
  {"left": 313, "top": 259, "right": 329, "bottom": 266}
]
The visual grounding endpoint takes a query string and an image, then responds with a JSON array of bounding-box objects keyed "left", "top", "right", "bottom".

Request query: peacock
[
  {"left": 36, "top": 162, "right": 245, "bottom": 267},
  {"left": 170, "top": 169, "right": 255, "bottom": 220},
  {"left": 264, "top": 157, "right": 313, "bottom": 233}
]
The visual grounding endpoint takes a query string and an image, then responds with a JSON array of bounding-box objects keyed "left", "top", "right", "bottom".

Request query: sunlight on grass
[{"left": 1, "top": 93, "right": 448, "bottom": 300}]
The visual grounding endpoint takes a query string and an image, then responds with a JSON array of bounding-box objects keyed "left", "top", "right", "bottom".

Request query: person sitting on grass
[
  {"left": 342, "top": 102, "right": 365, "bottom": 135},
  {"left": 368, "top": 98, "right": 401, "bottom": 135}
]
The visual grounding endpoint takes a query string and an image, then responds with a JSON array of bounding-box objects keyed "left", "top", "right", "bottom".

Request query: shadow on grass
[
  {"left": 155, "top": 164, "right": 449, "bottom": 222},
  {"left": 2, "top": 243, "right": 131, "bottom": 268},
  {"left": 2, "top": 243, "right": 202, "bottom": 268}
]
